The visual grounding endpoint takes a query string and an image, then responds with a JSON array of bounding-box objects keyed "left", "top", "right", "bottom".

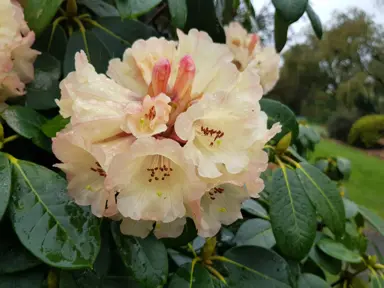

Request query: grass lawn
[{"left": 311, "top": 139, "right": 384, "bottom": 217}]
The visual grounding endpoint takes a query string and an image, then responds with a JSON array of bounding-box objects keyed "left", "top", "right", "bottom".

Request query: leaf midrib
[{"left": 11, "top": 159, "right": 88, "bottom": 263}]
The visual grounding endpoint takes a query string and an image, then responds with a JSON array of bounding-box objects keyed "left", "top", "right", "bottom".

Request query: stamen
[
  {"left": 148, "top": 58, "right": 171, "bottom": 96},
  {"left": 172, "top": 55, "right": 195, "bottom": 101},
  {"left": 146, "top": 155, "right": 174, "bottom": 183}
]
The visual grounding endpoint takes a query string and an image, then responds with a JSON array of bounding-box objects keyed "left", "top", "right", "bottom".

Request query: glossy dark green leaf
[
  {"left": 274, "top": 11, "right": 290, "bottom": 53},
  {"left": 269, "top": 167, "right": 316, "bottom": 260},
  {"left": 0, "top": 220, "right": 41, "bottom": 274},
  {"left": 260, "top": 98, "right": 299, "bottom": 144},
  {"left": 309, "top": 239, "right": 341, "bottom": 275},
  {"left": 111, "top": 222, "right": 168, "bottom": 288},
  {"left": 370, "top": 272, "right": 384, "bottom": 288},
  {"left": 168, "top": 263, "right": 218, "bottom": 287},
  {"left": 78, "top": 0, "right": 119, "bottom": 16},
  {"left": 23, "top": 0, "right": 63, "bottom": 35},
  {"left": 344, "top": 198, "right": 359, "bottom": 219},
  {"left": 306, "top": 4, "right": 323, "bottom": 39},
  {"left": 302, "top": 259, "right": 326, "bottom": 280},
  {"left": 234, "top": 219, "right": 276, "bottom": 249},
  {"left": 223, "top": 246, "right": 291, "bottom": 287},
  {"left": 115, "top": 0, "right": 162, "bottom": 18},
  {"left": 296, "top": 162, "right": 345, "bottom": 237},
  {"left": 298, "top": 274, "right": 330, "bottom": 288},
  {"left": 1, "top": 106, "right": 51, "bottom": 152},
  {"left": 342, "top": 222, "right": 367, "bottom": 254},
  {"left": 241, "top": 199, "right": 269, "bottom": 220},
  {"left": 184, "top": 0, "right": 226, "bottom": 43},
  {"left": 317, "top": 238, "right": 362, "bottom": 263},
  {"left": 162, "top": 218, "right": 197, "bottom": 248},
  {"left": 167, "top": 249, "right": 192, "bottom": 267},
  {"left": 0, "top": 153, "right": 11, "bottom": 220},
  {"left": 101, "top": 276, "right": 141, "bottom": 288},
  {"left": 272, "top": 0, "right": 308, "bottom": 23},
  {"left": 358, "top": 206, "right": 384, "bottom": 236},
  {"left": 8, "top": 159, "right": 101, "bottom": 268},
  {"left": 168, "top": 0, "right": 187, "bottom": 28},
  {"left": 64, "top": 31, "right": 110, "bottom": 76},
  {"left": 41, "top": 115, "right": 70, "bottom": 138},
  {"left": 26, "top": 53, "right": 61, "bottom": 110},
  {"left": 33, "top": 25, "right": 68, "bottom": 62},
  {"left": 0, "top": 270, "right": 44, "bottom": 288},
  {"left": 336, "top": 157, "right": 351, "bottom": 180},
  {"left": 91, "top": 17, "right": 159, "bottom": 58}
]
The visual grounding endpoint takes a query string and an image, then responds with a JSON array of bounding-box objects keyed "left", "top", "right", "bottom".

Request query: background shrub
[{"left": 348, "top": 114, "right": 384, "bottom": 147}]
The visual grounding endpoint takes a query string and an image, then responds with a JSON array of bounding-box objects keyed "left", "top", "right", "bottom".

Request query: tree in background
[{"left": 269, "top": 8, "right": 384, "bottom": 122}]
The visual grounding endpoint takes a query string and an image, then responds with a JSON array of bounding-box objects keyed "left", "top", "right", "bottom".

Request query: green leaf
[
  {"left": 41, "top": 115, "right": 70, "bottom": 138},
  {"left": 344, "top": 198, "right": 359, "bottom": 219},
  {"left": 342, "top": 222, "right": 367, "bottom": 254},
  {"left": 358, "top": 206, "right": 384, "bottom": 236},
  {"left": 184, "top": 0, "right": 226, "bottom": 43},
  {"left": 8, "top": 158, "right": 101, "bottom": 268},
  {"left": 317, "top": 238, "right": 362, "bottom": 263},
  {"left": 0, "top": 153, "right": 11, "bottom": 220},
  {"left": 296, "top": 162, "right": 345, "bottom": 237},
  {"left": 336, "top": 157, "right": 351, "bottom": 180},
  {"left": 0, "top": 270, "right": 44, "bottom": 288},
  {"left": 269, "top": 167, "right": 316, "bottom": 260},
  {"left": 115, "top": 0, "right": 162, "bottom": 18},
  {"left": 167, "top": 249, "right": 193, "bottom": 267},
  {"left": 168, "top": 0, "right": 187, "bottom": 28},
  {"left": 78, "top": 0, "right": 119, "bottom": 16},
  {"left": 162, "top": 218, "right": 197, "bottom": 248},
  {"left": 111, "top": 222, "right": 168, "bottom": 288},
  {"left": 306, "top": 4, "right": 323, "bottom": 39},
  {"left": 0, "top": 220, "right": 41, "bottom": 274},
  {"left": 33, "top": 25, "right": 68, "bottom": 62},
  {"left": 101, "top": 277, "right": 141, "bottom": 288},
  {"left": 64, "top": 30, "right": 110, "bottom": 76},
  {"left": 234, "top": 219, "right": 276, "bottom": 249},
  {"left": 260, "top": 98, "right": 299, "bottom": 144},
  {"left": 302, "top": 259, "right": 326, "bottom": 280},
  {"left": 241, "top": 199, "right": 269, "bottom": 220},
  {"left": 1, "top": 106, "right": 51, "bottom": 152},
  {"left": 287, "top": 259, "right": 300, "bottom": 287},
  {"left": 23, "top": 0, "right": 63, "bottom": 36},
  {"left": 372, "top": 242, "right": 384, "bottom": 264},
  {"left": 168, "top": 263, "right": 218, "bottom": 287},
  {"left": 370, "top": 272, "right": 384, "bottom": 288},
  {"left": 223, "top": 246, "right": 291, "bottom": 287},
  {"left": 298, "top": 274, "right": 330, "bottom": 288},
  {"left": 274, "top": 11, "right": 290, "bottom": 53},
  {"left": 26, "top": 53, "right": 61, "bottom": 110},
  {"left": 309, "top": 236, "right": 342, "bottom": 275},
  {"left": 272, "top": 0, "right": 308, "bottom": 23},
  {"left": 92, "top": 17, "right": 159, "bottom": 58}
]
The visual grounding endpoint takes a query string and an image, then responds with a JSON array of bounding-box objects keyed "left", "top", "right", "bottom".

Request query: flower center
[
  {"left": 90, "top": 162, "right": 106, "bottom": 177},
  {"left": 208, "top": 187, "right": 224, "bottom": 200},
  {"left": 146, "top": 155, "right": 174, "bottom": 182},
  {"left": 198, "top": 125, "right": 224, "bottom": 147}
]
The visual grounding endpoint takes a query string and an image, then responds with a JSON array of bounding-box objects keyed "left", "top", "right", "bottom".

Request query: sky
[{"left": 252, "top": 0, "right": 383, "bottom": 45}]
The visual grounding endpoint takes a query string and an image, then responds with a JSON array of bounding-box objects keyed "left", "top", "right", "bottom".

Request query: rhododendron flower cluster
[
  {"left": 53, "top": 27, "right": 281, "bottom": 239},
  {"left": 225, "top": 22, "right": 280, "bottom": 94},
  {"left": 0, "top": 0, "right": 40, "bottom": 101}
]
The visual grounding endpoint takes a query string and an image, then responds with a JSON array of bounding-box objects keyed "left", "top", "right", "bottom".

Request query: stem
[
  {"left": 72, "top": 17, "right": 90, "bottom": 60},
  {"left": 48, "top": 16, "right": 67, "bottom": 51},
  {"left": 82, "top": 18, "right": 131, "bottom": 45},
  {"left": 205, "top": 265, "right": 227, "bottom": 285},
  {"left": 188, "top": 243, "right": 198, "bottom": 258},
  {"left": 281, "top": 155, "right": 300, "bottom": 168},
  {"left": 209, "top": 256, "right": 270, "bottom": 280},
  {"left": 78, "top": 13, "right": 91, "bottom": 20},
  {"left": 68, "top": 24, "right": 73, "bottom": 36},
  {"left": 264, "top": 145, "right": 275, "bottom": 150},
  {"left": 3, "top": 135, "right": 19, "bottom": 144},
  {"left": 189, "top": 257, "right": 201, "bottom": 288},
  {"left": 145, "top": 2, "right": 167, "bottom": 24},
  {"left": 331, "top": 267, "right": 368, "bottom": 287}
]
